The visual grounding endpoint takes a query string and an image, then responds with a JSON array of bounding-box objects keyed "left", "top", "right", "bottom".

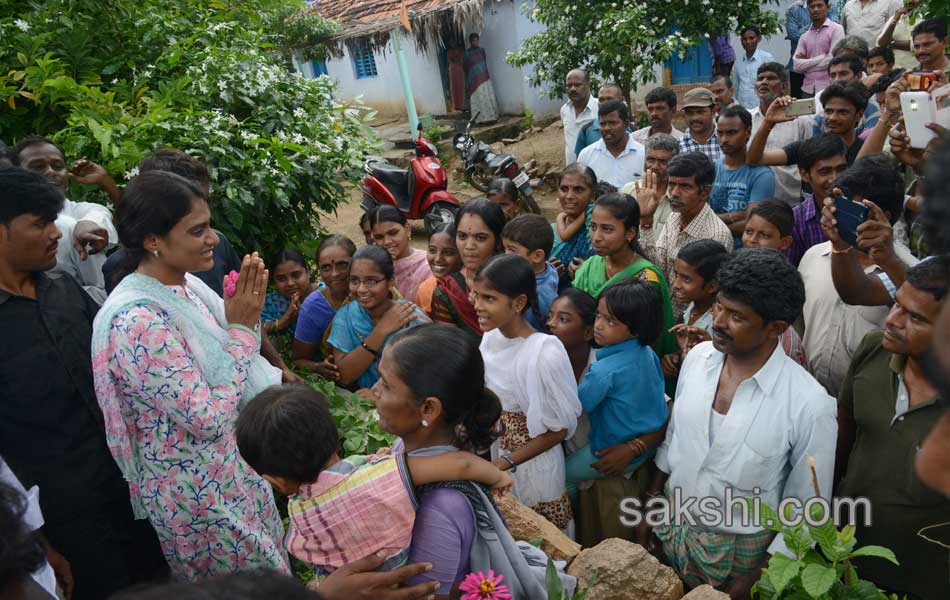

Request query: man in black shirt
[
  {"left": 748, "top": 81, "right": 868, "bottom": 169},
  {"left": 0, "top": 167, "right": 166, "bottom": 599}
]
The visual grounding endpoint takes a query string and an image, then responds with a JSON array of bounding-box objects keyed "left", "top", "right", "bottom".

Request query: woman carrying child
[
  {"left": 235, "top": 383, "right": 514, "bottom": 578},
  {"left": 328, "top": 245, "right": 429, "bottom": 390},
  {"left": 565, "top": 279, "right": 669, "bottom": 501},
  {"left": 431, "top": 199, "right": 506, "bottom": 337},
  {"left": 368, "top": 206, "right": 432, "bottom": 302},
  {"left": 550, "top": 164, "right": 599, "bottom": 276},
  {"left": 573, "top": 192, "right": 677, "bottom": 358},
  {"left": 474, "top": 254, "right": 582, "bottom": 533},
  {"left": 91, "top": 171, "right": 286, "bottom": 579},
  {"left": 372, "top": 324, "right": 576, "bottom": 598},
  {"left": 292, "top": 235, "right": 357, "bottom": 381}
]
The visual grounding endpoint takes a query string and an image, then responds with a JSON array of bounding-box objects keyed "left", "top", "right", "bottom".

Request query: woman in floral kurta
[{"left": 93, "top": 276, "right": 287, "bottom": 580}]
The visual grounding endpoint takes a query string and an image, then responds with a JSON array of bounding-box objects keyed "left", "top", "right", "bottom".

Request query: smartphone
[
  {"left": 784, "top": 98, "right": 816, "bottom": 118},
  {"left": 833, "top": 193, "right": 869, "bottom": 249},
  {"left": 900, "top": 91, "right": 938, "bottom": 149},
  {"left": 905, "top": 71, "right": 938, "bottom": 92}
]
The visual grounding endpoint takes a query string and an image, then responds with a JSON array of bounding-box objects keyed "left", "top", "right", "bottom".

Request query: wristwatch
[{"left": 500, "top": 454, "right": 518, "bottom": 472}]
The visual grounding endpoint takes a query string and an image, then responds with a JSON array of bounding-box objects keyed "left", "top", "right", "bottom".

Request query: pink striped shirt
[
  {"left": 793, "top": 20, "right": 846, "bottom": 94},
  {"left": 287, "top": 452, "right": 417, "bottom": 572}
]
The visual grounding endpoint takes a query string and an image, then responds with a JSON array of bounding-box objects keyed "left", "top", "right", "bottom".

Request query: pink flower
[
  {"left": 224, "top": 270, "right": 240, "bottom": 298},
  {"left": 459, "top": 570, "right": 512, "bottom": 600}
]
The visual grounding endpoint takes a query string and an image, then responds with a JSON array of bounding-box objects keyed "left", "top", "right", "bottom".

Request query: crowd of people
[{"left": 1, "top": 6, "right": 950, "bottom": 600}]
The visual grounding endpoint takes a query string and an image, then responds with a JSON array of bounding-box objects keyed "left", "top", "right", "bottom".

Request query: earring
[
  {"left": 152, "top": 249, "right": 159, "bottom": 257},
  {"left": 421, "top": 419, "right": 429, "bottom": 428}
]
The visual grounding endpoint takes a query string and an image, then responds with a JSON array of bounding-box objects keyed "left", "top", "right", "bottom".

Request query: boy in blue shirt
[
  {"left": 708, "top": 105, "right": 775, "bottom": 248},
  {"left": 565, "top": 278, "right": 669, "bottom": 501},
  {"left": 502, "top": 214, "right": 559, "bottom": 330}
]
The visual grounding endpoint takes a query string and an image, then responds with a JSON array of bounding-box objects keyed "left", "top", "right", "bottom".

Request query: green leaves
[
  {"left": 800, "top": 564, "right": 837, "bottom": 598},
  {"left": 845, "top": 546, "right": 898, "bottom": 566},
  {"left": 739, "top": 500, "right": 900, "bottom": 599},
  {"left": 1, "top": 1, "right": 378, "bottom": 258},
  {"left": 306, "top": 376, "right": 393, "bottom": 456},
  {"left": 764, "top": 553, "right": 803, "bottom": 597}
]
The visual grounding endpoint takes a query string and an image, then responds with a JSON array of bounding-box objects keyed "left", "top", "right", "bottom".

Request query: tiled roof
[
  {"left": 308, "top": 0, "right": 483, "bottom": 49},
  {"left": 309, "top": 0, "right": 458, "bottom": 27}
]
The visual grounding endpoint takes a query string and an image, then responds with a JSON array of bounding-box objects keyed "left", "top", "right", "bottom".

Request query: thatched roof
[{"left": 307, "top": 0, "right": 485, "bottom": 55}]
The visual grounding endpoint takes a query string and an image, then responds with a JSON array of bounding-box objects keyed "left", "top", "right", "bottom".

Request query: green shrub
[{"left": 0, "top": 1, "right": 380, "bottom": 257}]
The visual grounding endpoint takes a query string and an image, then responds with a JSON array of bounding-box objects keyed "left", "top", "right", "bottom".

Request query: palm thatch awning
[{"left": 307, "top": 0, "right": 485, "bottom": 56}]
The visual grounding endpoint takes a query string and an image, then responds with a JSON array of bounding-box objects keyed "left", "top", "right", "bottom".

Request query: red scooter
[{"left": 360, "top": 124, "right": 460, "bottom": 232}]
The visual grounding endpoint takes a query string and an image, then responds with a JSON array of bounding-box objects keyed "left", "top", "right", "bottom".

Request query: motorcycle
[
  {"left": 360, "top": 123, "right": 460, "bottom": 232},
  {"left": 452, "top": 113, "right": 541, "bottom": 214}
]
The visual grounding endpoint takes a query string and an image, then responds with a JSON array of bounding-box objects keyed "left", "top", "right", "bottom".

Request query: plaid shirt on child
[{"left": 287, "top": 452, "right": 417, "bottom": 573}]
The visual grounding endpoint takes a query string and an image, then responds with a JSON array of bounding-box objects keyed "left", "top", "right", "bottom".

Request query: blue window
[
  {"left": 310, "top": 60, "right": 328, "bottom": 77},
  {"left": 350, "top": 41, "right": 378, "bottom": 79}
]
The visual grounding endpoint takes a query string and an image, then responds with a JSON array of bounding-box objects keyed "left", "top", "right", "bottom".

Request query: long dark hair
[
  {"left": 387, "top": 324, "right": 501, "bottom": 452},
  {"left": 351, "top": 244, "right": 394, "bottom": 280},
  {"left": 455, "top": 198, "right": 506, "bottom": 254},
  {"left": 112, "top": 170, "right": 206, "bottom": 286},
  {"left": 593, "top": 192, "right": 645, "bottom": 256},
  {"left": 474, "top": 254, "right": 539, "bottom": 317},
  {"left": 267, "top": 248, "right": 308, "bottom": 274}
]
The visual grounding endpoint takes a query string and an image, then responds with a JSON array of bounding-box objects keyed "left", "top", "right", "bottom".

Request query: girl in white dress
[{"left": 473, "top": 254, "right": 582, "bottom": 533}]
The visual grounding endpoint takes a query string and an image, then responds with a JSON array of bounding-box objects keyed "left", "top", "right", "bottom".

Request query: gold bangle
[{"left": 832, "top": 245, "right": 853, "bottom": 254}]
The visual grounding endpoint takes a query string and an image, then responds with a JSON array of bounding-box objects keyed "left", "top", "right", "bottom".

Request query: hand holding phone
[
  {"left": 833, "top": 192, "right": 869, "bottom": 249},
  {"left": 905, "top": 71, "right": 938, "bottom": 92},
  {"left": 784, "top": 98, "right": 816, "bottom": 118}
]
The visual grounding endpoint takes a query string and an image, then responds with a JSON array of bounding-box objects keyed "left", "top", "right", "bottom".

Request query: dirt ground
[{"left": 318, "top": 123, "right": 566, "bottom": 250}]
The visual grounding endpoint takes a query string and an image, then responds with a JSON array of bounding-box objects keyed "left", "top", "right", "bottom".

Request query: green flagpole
[{"left": 391, "top": 29, "right": 420, "bottom": 135}]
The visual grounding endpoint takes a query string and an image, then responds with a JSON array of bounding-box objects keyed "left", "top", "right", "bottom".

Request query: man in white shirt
[
  {"left": 12, "top": 137, "right": 118, "bottom": 299},
  {"left": 632, "top": 87, "right": 685, "bottom": 144},
  {"left": 749, "top": 62, "right": 815, "bottom": 205},
  {"left": 560, "top": 69, "right": 599, "bottom": 165},
  {"left": 841, "top": 0, "right": 901, "bottom": 49},
  {"left": 639, "top": 249, "right": 837, "bottom": 596},
  {"left": 577, "top": 100, "right": 645, "bottom": 189},
  {"left": 1, "top": 457, "right": 70, "bottom": 599}
]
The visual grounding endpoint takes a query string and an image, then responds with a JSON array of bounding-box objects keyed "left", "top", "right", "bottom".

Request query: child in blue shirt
[
  {"left": 565, "top": 278, "right": 669, "bottom": 501},
  {"left": 502, "top": 214, "right": 559, "bottom": 330}
]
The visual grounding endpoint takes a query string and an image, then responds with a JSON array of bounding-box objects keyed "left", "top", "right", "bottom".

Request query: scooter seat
[
  {"left": 369, "top": 162, "right": 409, "bottom": 189},
  {"left": 368, "top": 161, "right": 411, "bottom": 209}
]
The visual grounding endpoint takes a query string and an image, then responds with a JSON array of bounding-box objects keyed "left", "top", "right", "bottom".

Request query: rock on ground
[
  {"left": 682, "top": 585, "right": 730, "bottom": 599},
  {"left": 496, "top": 493, "right": 581, "bottom": 562},
  {"left": 567, "top": 538, "right": 684, "bottom": 600}
]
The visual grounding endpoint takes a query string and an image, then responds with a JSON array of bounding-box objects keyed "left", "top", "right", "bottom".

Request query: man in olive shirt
[
  {"left": 0, "top": 168, "right": 166, "bottom": 599},
  {"left": 835, "top": 257, "right": 950, "bottom": 600}
]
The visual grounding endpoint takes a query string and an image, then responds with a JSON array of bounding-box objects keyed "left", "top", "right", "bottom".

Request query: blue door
[{"left": 667, "top": 42, "right": 713, "bottom": 84}]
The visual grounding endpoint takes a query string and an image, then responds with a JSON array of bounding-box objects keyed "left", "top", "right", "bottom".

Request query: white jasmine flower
[{"left": 14, "top": 19, "right": 30, "bottom": 32}]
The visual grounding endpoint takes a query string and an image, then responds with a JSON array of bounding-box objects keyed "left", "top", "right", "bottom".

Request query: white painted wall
[
  {"left": 513, "top": 0, "right": 563, "bottom": 118},
  {"left": 321, "top": 35, "right": 448, "bottom": 116}
]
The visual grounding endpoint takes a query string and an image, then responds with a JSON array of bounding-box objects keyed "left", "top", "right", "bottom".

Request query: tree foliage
[
  {"left": 0, "top": 0, "right": 379, "bottom": 256},
  {"left": 507, "top": 0, "right": 782, "bottom": 101}
]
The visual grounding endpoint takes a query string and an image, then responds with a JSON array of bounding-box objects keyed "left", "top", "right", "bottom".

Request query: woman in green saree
[{"left": 573, "top": 192, "right": 676, "bottom": 358}]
